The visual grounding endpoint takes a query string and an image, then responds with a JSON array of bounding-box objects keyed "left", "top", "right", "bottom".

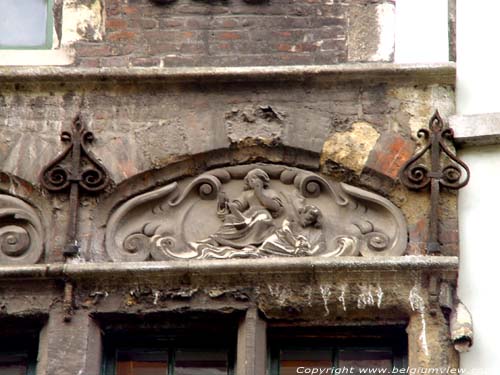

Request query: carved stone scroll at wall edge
[
  {"left": 0, "top": 194, "right": 44, "bottom": 265},
  {"left": 105, "top": 164, "right": 408, "bottom": 262}
]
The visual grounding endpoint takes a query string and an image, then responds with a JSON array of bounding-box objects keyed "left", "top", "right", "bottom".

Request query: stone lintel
[
  {"left": 451, "top": 112, "right": 500, "bottom": 146},
  {"left": 0, "top": 63, "right": 456, "bottom": 85}
]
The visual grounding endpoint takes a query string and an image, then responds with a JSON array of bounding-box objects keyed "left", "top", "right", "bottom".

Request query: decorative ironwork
[
  {"left": 40, "top": 115, "right": 110, "bottom": 257},
  {"left": 400, "top": 110, "right": 470, "bottom": 254}
]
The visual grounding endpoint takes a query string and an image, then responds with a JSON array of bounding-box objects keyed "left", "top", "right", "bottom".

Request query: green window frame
[
  {"left": 0, "top": 0, "right": 54, "bottom": 50},
  {"left": 267, "top": 326, "right": 408, "bottom": 375},
  {"left": 102, "top": 333, "right": 237, "bottom": 375}
]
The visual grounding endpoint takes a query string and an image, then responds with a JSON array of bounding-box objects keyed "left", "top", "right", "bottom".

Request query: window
[
  {"left": 0, "top": 333, "right": 39, "bottom": 375},
  {"left": 268, "top": 326, "right": 407, "bottom": 375},
  {"left": 0, "top": 0, "right": 53, "bottom": 49},
  {"left": 103, "top": 337, "right": 235, "bottom": 375},
  {"left": 101, "top": 315, "right": 238, "bottom": 375}
]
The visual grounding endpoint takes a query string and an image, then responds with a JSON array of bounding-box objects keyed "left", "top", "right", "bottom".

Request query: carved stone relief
[
  {"left": 0, "top": 194, "right": 44, "bottom": 265},
  {"left": 105, "top": 164, "right": 408, "bottom": 262}
]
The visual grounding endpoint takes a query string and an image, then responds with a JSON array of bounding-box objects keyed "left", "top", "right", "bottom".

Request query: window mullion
[
  {"left": 168, "top": 347, "right": 175, "bottom": 375},
  {"left": 332, "top": 347, "right": 337, "bottom": 373}
]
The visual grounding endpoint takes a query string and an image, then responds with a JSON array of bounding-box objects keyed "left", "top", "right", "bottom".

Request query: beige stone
[
  {"left": 389, "top": 85, "right": 455, "bottom": 139},
  {"left": 347, "top": 2, "right": 395, "bottom": 62},
  {"left": 321, "top": 122, "right": 380, "bottom": 174},
  {"left": 62, "top": 0, "right": 104, "bottom": 45}
]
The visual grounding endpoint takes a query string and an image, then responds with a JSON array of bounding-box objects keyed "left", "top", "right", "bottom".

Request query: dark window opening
[
  {"left": 0, "top": 333, "right": 39, "bottom": 375},
  {"left": 101, "top": 313, "right": 238, "bottom": 375},
  {"left": 268, "top": 326, "right": 407, "bottom": 375},
  {"left": 104, "top": 336, "right": 235, "bottom": 375}
]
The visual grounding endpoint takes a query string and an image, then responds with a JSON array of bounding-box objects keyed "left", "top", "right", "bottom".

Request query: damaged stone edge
[
  {"left": 0, "top": 256, "right": 458, "bottom": 281},
  {"left": 0, "top": 63, "right": 456, "bottom": 85},
  {"left": 451, "top": 112, "right": 500, "bottom": 147}
]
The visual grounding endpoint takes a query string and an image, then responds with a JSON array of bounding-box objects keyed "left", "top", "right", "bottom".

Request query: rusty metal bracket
[
  {"left": 40, "top": 115, "right": 110, "bottom": 258},
  {"left": 399, "top": 111, "right": 470, "bottom": 255},
  {"left": 40, "top": 115, "right": 110, "bottom": 322}
]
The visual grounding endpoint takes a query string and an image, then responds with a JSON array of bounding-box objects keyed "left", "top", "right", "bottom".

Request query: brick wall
[{"left": 71, "top": 0, "right": 392, "bottom": 68}]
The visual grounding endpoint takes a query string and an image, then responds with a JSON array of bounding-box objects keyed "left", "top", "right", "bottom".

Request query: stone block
[
  {"left": 321, "top": 122, "right": 380, "bottom": 175},
  {"left": 365, "top": 132, "right": 415, "bottom": 180}
]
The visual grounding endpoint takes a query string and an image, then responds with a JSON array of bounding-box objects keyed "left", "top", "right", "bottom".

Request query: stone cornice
[
  {"left": 0, "top": 256, "right": 458, "bottom": 282},
  {"left": 0, "top": 63, "right": 456, "bottom": 85}
]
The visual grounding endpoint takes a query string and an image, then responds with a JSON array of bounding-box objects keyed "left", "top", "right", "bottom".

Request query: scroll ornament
[
  {"left": 0, "top": 194, "right": 44, "bottom": 265},
  {"left": 106, "top": 165, "right": 408, "bottom": 262}
]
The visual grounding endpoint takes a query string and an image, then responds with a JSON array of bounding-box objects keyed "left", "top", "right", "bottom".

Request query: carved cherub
[
  {"left": 259, "top": 204, "right": 326, "bottom": 257},
  {"left": 194, "top": 168, "right": 284, "bottom": 251}
]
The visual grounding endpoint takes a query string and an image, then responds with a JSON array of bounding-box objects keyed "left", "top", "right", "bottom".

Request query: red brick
[
  {"left": 106, "top": 18, "right": 127, "bottom": 30},
  {"left": 99, "top": 56, "right": 129, "bottom": 67},
  {"left": 77, "top": 0, "right": 349, "bottom": 68},
  {"left": 181, "top": 31, "right": 195, "bottom": 39},
  {"left": 149, "top": 42, "right": 179, "bottom": 54},
  {"left": 365, "top": 133, "right": 415, "bottom": 180},
  {"left": 179, "top": 43, "right": 204, "bottom": 54},
  {"left": 159, "top": 19, "right": 185, "bottom": 29},
  {"left": 215, "top": 43, "right": 231, "bottom": 50},
  {"left": 409, "top": 218, "right": 428, "bottom": 243},
  {"left": 123, "top": 6, "right": 139, "bottom": 15},
  {"left": 107, "top": 31, "right": 136, "bottom": 42},
  {"left": 78, "top": 58, "right": 100, "bottom": 68},
  {"left": 130, "top": 57, "right": 161, "bottom": 67},
  {"left": 186, "top": 18, "right": 208, "bottom": 29},
  {"left": 75, "top": 44, "right": 112, "bottom": 57},
  {"left": 215, "top": 32, "right": 242, "bottom": 40},
  {"left": 296, "top": 43, "right": 318, "bottom": 52},
  {"left": 277, "top": 43, "right": 292, "bottom": 52},
  {"left": 222, "top": 19, "right": 238, "bottom": 28},
  {"left": 274, "top": 31, "right": 293, "bottom": 38},
  {"left": 440, "top": 228, "right": 459, "bottom": 244}
]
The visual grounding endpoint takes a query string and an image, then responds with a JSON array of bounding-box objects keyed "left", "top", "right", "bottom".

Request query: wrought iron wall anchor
[
  {"left": 62, "top": 281, "right": 75, "bottom": 322},
  {"left": 399, "top": 111, "right": 470, "bottom": 255},
  {"left": 40, "top": 115, "right": 110, "bottom": 258}
]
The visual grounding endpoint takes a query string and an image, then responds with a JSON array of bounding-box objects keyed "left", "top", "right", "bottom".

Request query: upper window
[
  {"left": 0, "top": 332, "right": 39, "bottom": 375},
  {"left": 103, "top": 334, "right": 236, "bottom": 375},
  {"left": 0, "top": 0, "right": 53, "bottom": 49},
  {"left": 101, "top": 314, "right": 238, "bottom": 375},
  {"left": 268, "top": 326, "right": 407, "bottom": 375}
]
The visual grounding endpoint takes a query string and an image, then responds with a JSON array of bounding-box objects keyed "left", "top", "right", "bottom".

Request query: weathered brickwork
[
  {"left": 69, "top": 0, "right": 394, "bottom": 67},
  {"left": 0, "top": 78, "right": 456, "bottom": 261}
]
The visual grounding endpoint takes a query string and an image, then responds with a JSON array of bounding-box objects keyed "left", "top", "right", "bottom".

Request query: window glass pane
[
  {"left": 280, "top": 349, "right": 332, "bottom": 375},
  {"left": 0, "top": 353, "right": 29, "bottom": 375},
  {"left": 0, "top": 0, "right": 48, "bottom": 47},
  {"left": 0, "top": 353, "right": 30, "bottom": 375},
  {"left": 174, "top": 348, "right": 228, "bottom": 375},
  {"left": 337, "top": 349, "right": 393, "bottom": 374},
  {"left": 116, "top": 350, "right": 168, "bottom": 375}
]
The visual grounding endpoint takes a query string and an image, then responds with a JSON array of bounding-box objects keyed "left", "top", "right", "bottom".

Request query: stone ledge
[
  {"left": 0, "top": 49, "right": 74, "bottom": 66},
  {"left": 451, "top": 112, "right": 500, "bottom": 146},
  {"left": 0, "top": 256, "right": 459, "bottom": 281},
  {"left": 0, "top": 63, "right": 456, "bottom": 85}
]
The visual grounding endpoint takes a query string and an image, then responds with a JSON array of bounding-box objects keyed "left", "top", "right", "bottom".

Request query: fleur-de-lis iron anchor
[
  {"left": 40, "top": 115, "right": 110, "bottom": 257},
  {"left": 400, "top": 111, "right": 470, "bottom": 254}
]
